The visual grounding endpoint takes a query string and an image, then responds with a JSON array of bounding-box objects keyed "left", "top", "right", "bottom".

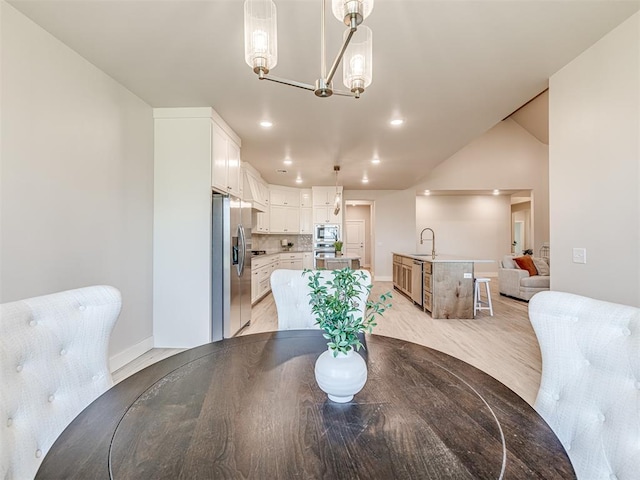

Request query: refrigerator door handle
[{"left": 237, "top": 225, "right": 246, "bottom": 276}]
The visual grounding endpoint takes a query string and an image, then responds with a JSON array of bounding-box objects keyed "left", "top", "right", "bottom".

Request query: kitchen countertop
[
  {"left": 394, "top": 253, "right": 495, "bottom": 263},
  {"left": 252, "top": 250, "right": 312, "bottom": 257},
  {"left": 316, "top": 253, "right": 361, "bottom": 260}
]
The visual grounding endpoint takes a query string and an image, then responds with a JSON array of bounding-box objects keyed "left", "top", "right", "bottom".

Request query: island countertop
[{"left": 393, "top": 253, "right": 495, "bottom": 263}]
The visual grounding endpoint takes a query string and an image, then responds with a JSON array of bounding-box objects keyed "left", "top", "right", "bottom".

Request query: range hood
[{"left": 244, "top": 172, "right": 268, "bottom": 213}]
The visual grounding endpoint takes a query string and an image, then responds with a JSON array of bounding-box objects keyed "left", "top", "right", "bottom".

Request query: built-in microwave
[{"left": 315, "top": 224, "right": 340, "bottom": 243}]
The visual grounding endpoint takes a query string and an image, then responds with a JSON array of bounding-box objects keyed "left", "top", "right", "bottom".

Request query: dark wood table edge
[{"left": 36, "top": 330, "right": 575, "bottom": 479}]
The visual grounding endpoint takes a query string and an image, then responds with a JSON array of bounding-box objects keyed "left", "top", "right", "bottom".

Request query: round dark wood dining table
[{"left": 36, "top": 330, "right": 575, "bottom": 479}]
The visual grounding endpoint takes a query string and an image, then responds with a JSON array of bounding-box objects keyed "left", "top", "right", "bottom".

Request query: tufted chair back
[
  {"left": 0, "top": 285, "right": 121, "bottom": 480},
  {"left": 270, "top": 269, "right": 371, "bottom": 330},
  {"left": 529, "top": 291, "right": 639, "bottom": 480}
]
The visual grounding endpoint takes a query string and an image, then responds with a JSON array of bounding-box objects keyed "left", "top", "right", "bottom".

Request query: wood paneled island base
[
  {"left": 394, "top": 253, "right": 494, "bottom": 319},
  {"left": 37, "top": 331, "right": 574, "bottom": 479}
]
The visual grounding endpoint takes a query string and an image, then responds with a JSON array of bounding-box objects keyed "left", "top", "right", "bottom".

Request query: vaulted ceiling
[{"left": 9, "top": 0, "right": 640, "bottom": 189}]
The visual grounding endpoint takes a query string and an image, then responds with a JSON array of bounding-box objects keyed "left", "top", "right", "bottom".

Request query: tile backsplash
[{"left": 252, "top": 234, "right": 313, "bottom": 252}]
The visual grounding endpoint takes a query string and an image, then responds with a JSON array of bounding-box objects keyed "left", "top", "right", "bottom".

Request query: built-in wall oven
[
  {"left": 315, "top": 224, "right": 340, "bottom": 244},
  {"left": 314, "top": 224, "right": 340, "bottom": 267}
]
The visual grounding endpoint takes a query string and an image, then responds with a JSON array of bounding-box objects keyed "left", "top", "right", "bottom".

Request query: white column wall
[{"left": 549, "top": 12, "right": 640, "bottom": 306}]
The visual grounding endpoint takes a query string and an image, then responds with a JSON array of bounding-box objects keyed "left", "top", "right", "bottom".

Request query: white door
[{"left": 345, "top": 220, "right": 365, "bottom": 264}]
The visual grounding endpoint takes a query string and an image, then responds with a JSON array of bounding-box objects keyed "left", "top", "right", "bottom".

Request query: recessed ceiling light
[
  {"left": 424, "top": 190, "right": 431, "bottom": 195},
  {"left": 260, "top": 121, "right": 273, "bottom": 128},
  {"left": 493, "top": 189, "right": 500, "bottom": 195},
  {"left": 390, "top": 119, "right": 404, "bottom": 126},
  {"left": 295, "top": 177, "right": 303, "bottom": 184},
  {"left": 371, "top": 158, "right": 381, "bottom": 164},
  {"left": 283, "top": 158, "right": 292, "bottom": 165},
  {"left": 362, "top": 177, "right": 369, "bottom": 184}
]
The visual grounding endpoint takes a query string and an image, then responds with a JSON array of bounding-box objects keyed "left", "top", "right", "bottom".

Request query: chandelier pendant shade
[{"left": 244, "top": 0, "right": 373, "bottom": 98}]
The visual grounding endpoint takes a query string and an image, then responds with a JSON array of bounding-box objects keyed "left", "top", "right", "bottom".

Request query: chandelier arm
[
  {"left": 325, "top": 26, "right": 356, "bottom": 86},
  {"left": 331, "top": 89, "right": 358, "bottom": 98},
  {"left": 259, "top": 74, "right": 316, "bottom": 91}
]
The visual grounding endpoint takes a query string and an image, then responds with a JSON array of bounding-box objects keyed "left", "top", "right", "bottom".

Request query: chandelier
[{"left": 244, "top": 0, "right": 373, "bottom": 99}]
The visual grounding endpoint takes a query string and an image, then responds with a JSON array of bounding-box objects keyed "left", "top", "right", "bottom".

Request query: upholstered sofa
[{"left": 498, "top": 254, "right": 549, "bottom": 301}]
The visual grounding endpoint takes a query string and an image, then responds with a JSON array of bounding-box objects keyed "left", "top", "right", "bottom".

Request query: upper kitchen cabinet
[
  {"left": 313, "top": 206, "right": 342, "bottom": 225},
  {"left": 312, "top": 186, "right": 342, "bottom": 206},
  {"left": 270, "top": 186, "right": 300, "bottom": 207},
  {"left": 300, "top": 189, "right": 312, "bottom": 208},
  {"left": 211, "top": 120, "right": 242, "bottom": 198}
]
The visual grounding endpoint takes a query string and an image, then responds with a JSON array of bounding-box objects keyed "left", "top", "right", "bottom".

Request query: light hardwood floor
[{"left": 113, "top": 279, "right": 541, "bottom": 406}]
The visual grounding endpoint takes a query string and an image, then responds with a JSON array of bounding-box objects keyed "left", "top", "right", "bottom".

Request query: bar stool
[{"left": 474, "top": 278, "right": 494, "bottom": 316}]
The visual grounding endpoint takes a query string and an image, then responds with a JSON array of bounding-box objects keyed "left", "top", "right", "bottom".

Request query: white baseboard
[
  {"left": 109, "top": 336, "right": 154, "bottom": 373},
  {"left": 375, "top": 275, "right": 392, "bottom": 282}
]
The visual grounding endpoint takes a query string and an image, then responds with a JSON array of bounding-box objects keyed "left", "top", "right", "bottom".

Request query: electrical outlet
[
  {"left": 464, "top": 273, "right": 472, "bottom": 279},
  {"left": 572, "top": 248, "right": 587, "bottom": 264}
]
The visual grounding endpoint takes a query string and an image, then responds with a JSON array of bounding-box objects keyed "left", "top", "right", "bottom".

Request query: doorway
[{"left": 344, "top": 202, "right": 373, "bottom": 269}]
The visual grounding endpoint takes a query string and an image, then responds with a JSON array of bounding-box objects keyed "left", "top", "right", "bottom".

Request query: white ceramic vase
[{"left": 314, "top": 347, "right": 367, "bottom": 403}]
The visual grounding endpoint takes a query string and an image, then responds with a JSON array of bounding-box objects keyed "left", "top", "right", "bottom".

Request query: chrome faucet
[{"left": 419, "top": 227, "right": 436, "bottom": 258}]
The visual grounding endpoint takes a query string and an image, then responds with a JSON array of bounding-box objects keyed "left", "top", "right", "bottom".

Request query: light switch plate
[
  {"left": 572, "top": 247, "right": 587, "bottom": 264},
  {"left": 464, "top": 273, "right": 472, "bottom": 279}
]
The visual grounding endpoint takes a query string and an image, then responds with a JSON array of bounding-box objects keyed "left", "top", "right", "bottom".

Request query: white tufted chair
[
  {"left": 0, "top": 285, "right": 121, "bottom": 480},
  {"left": 270, "top": 269, "right": 371, "bottom": 330},
  {"left": 529, "top": 291, "right": 639, "bottom": 480}
]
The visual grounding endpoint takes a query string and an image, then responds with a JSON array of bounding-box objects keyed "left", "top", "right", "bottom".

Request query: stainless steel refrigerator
[{"left": 212, "top": 193, "right": 252, "bottom": 340}]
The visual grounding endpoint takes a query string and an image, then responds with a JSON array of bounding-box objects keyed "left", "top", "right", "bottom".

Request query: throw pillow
[
  {"left": 532, "top": 257, "right": 550, "bottom": 276},
  {"left": 513, "top": 256, "right": 538, "bottom": 277},
  {"left": 502, "top": 255, "right": 517, "bottom": 269}
]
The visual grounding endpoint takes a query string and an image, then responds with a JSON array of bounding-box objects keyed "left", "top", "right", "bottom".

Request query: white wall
[
  {"left": 415, "top": 119, "right": 550, "bottom": 255},
  {"left": 549, "top": 12, "right": 639, "bottom": 306},
  {"left": 0, "top": 3, "right": 155, "bottom": 366},
  {"left": 343, "top": 190, "right": 415, "bottom": 280},
  {"left": 415, "top": 195, "right": 510, "bottom": 275}
]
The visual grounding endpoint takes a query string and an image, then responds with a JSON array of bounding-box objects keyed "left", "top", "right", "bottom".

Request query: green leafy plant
[
  {"left": 333, "top": 240, "right": 343, "bottom": 252},
  {"left": 304, "top": 268, "right": 392, "bottom": 356}
]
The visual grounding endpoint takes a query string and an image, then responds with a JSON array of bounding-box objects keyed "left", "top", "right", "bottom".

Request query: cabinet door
[
  {"left": 314, "top": 206, "right": 330, "bottom": 224},
  {"left": 227, "top": 140, "right": 241, "bottom": 197},
  {"left": 270, "top": 188, "right": 288, "bottom": 206},
  {"left": 303, "top": 253, "right": 313, "bottom": 269},
  {"left": 287, "top": 209, "right": 301, "bottom": 234},
  {"left": 256, "top": 210, "right": 269, "bottom": 233},
  {"left": 300, "top": 189, "right": 312, "bottom": 208},
  {"left": 284, "top": 189, "right": 300, "bottom": 207},
  {"left": 251, "top": 268, "right": 259, "bottom": 303},
  {"left": 299, "top": 208, "right": 312, "bottom": 234},
  {"left": 313, "top": 187, "right": 332, "bottom": 206},
  {"left": 269, "top": 205, "right": 287, "bottom": 233},
  {"left": 211, "top": 122, "right": 228, "bottom": 193}
]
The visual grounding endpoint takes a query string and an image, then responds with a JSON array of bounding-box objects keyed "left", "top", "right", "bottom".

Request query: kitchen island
[
  {"left": 393, "top": 253, "right": 494, "bottom": 319},
  {"left": 315, "top": 253, "right": 361, "bottom": 270}
]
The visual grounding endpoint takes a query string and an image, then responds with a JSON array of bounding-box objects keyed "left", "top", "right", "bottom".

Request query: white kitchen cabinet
[
  {"left": 253, "top": 208, "right": 270, "bottom": 233},
  {"left": 270, "top": 205, "right": 300, "bottom": 234},
  {"left": 270, "top": 186, "right": 300, "bottom": 207},
  {"left": 252, "top": 254, "right": 278, "bottom": 304},
  {"left": 153, "top": 107, "right": 241, "bottom": 348},
  {"left": 312, "top": 186, "right": 342, "bottom": 206},
  {"left": 313, "top": 206, "right": 342, "bottom": 225},
  {"left": 280, "top": 252, "right": 303, "bottom": 270},
  {"left": 211, "top": 120, "right": 242, "bottom": 198},
  {"left": 303, "top": 252, "right": 314, "bottom": 269},
  {"left": 300, "top": 189, "right": 312, "bottom": 207},
  {"left": 299, "top": 208, "right": 313, "bottom": 235}
]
